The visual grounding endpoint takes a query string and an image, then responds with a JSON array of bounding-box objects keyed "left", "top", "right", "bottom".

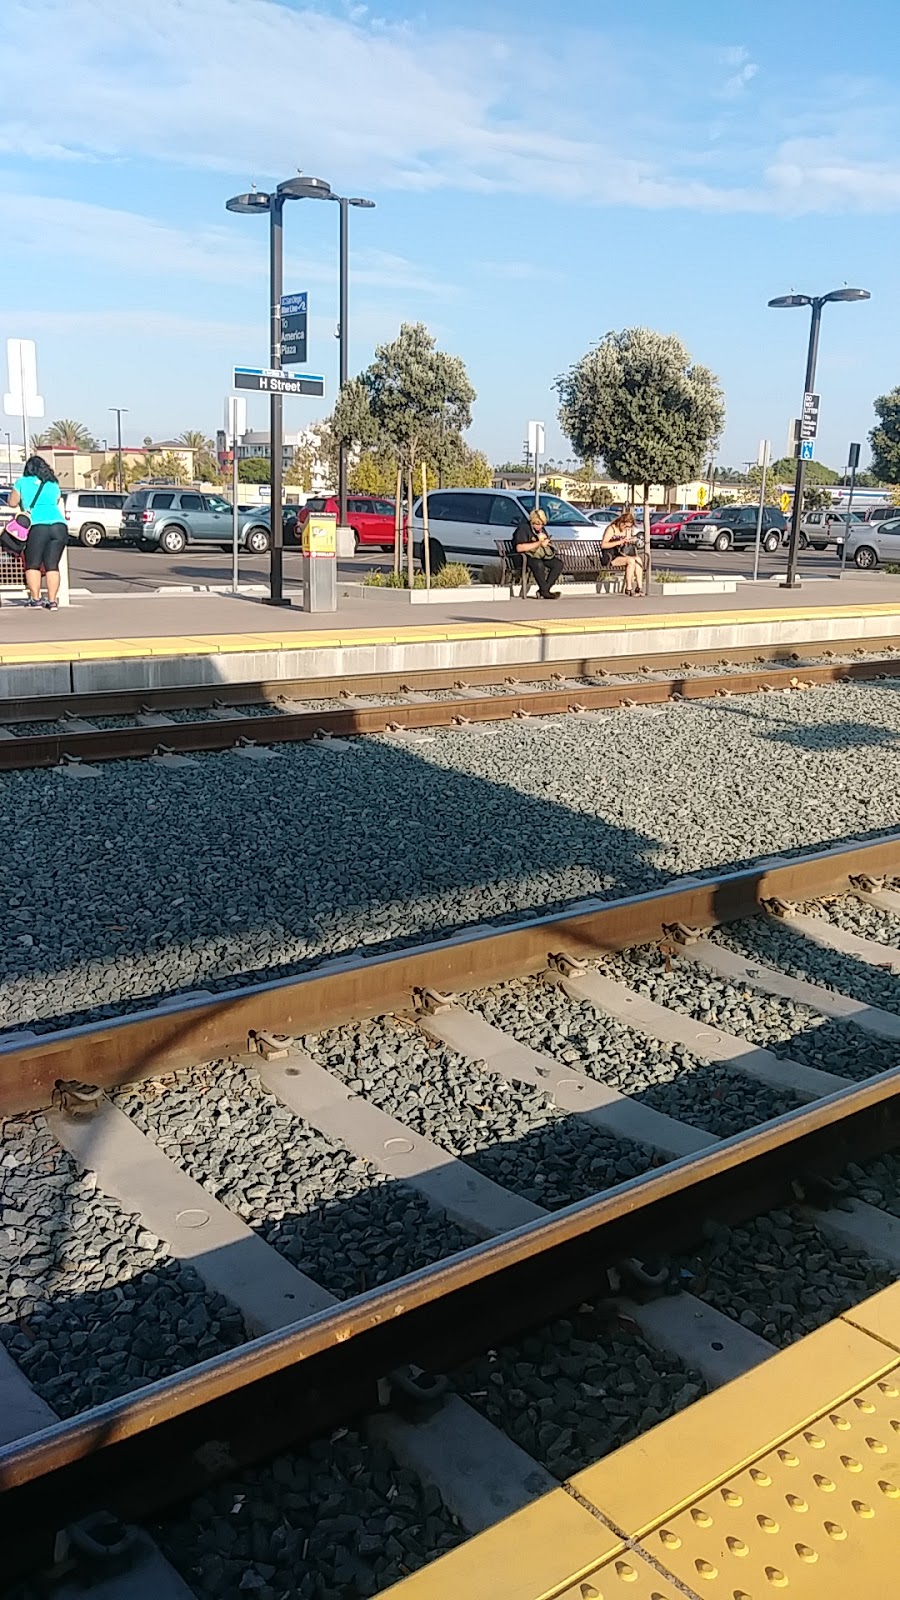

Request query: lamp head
[
  {"left": 226, "top": 192, "right": 271, "bottom": 214},
  {"left": 768, "top": 294, "right": 813, "bottom": 308},
  {"left": 823, "top": 287, "right": 870, "bottom": 303},
  {"left": 276, "top": 175, "right": 332, "bottom": 200}
]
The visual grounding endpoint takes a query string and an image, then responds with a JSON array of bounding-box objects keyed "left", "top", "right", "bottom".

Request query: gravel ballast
[
  {"left": 454, "top": 1305, "right": 703, "bottom": 1478},
  {"left": 676, "top": 1210, "right": 895, "bottom": 1346},
  {"left": 303, "top": 1016, "right": 656, "bottom": 1206},
  {"left": 115, "top": 1062, "right": 473, "bottom": 1299},
  {"left": 5, "top": 681, "right": 900, "bottom": 1035},
  {"left": 715, "top": 915, "right": 900, "bottom": 1016},
  {"left": 157, "top": 1428, "right": 463, "bottom": 1600},
  {"left": 470, "top": 978, "right": 800, "bottom": 1135},
  {"left": 0, "top": 1117, "right": 245, "bottom": 1418},
  {"left": 602, "top": 945, "right": 900, "bottom": 1082}
]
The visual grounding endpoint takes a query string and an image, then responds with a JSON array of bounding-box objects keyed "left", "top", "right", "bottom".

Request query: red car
[
  {"left": 295, "top": 494, "right": 397, "bottom": 552},
  {"left": 649, "top": 509, "right": 710, "bottom": 546}
]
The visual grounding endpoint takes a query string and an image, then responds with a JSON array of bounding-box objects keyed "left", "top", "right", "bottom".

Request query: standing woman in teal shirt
[{"left": 7, "top": 455, "right": 68, "bottom": 609}]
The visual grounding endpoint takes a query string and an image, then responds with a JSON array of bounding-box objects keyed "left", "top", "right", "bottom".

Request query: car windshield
[
  {"left": 518, "top": 493, "right": 592, "bottom": 526},
  {"left": 206, "top": 496, "right": 232, "bottom": 512}
]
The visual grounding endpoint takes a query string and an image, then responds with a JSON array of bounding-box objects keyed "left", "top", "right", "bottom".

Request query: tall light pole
[
  {"left": 327, "top": 195, "right": 375, "bottom": 529},
  {"left": 109, "top": 407, "right": 128, "bottom": 493},
  {"left": 768, "top": 288, "right": 870, "bottom": 588},
  {"left": 4, "top": 431, "right": 11, "bottom": 481},
  {"left": 226, "top": 177, "right": 332, "bottom": 606}
]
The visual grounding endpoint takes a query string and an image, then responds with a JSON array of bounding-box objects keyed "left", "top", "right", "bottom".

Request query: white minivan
[
  {"left": 61, "top": 491, "right": 127, "bottom": 546},
  {"left": 411, "top": 487, "right": 598, "bottom": 569}
]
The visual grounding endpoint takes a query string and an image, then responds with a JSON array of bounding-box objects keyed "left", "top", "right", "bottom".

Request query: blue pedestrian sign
[
  {"left": 800, "top": 440, "right": 815, "bottom": 461},
  {"left": 280, "top": 291, "right": 308, "bottom": 365}
]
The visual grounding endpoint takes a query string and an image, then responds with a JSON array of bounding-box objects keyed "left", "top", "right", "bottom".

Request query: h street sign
[
  {"left": 233, "top": 366, "right": 323, "bottom": 397},
  {"left": 800, "top": 391, "right": 820, "bottom": 440}
]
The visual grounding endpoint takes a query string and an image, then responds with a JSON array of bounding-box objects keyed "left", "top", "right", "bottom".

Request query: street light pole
[
  {"left": 109, "top": 407, "right": 128, "bottom": 493},
  {"left": 768, "top": 287, "right": 870, "bottom": 589},
  {"left": 269, "top": 193, "right": 287, "bottom": 607}
]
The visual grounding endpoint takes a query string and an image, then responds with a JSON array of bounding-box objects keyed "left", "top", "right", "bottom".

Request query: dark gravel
[
  {"left": 115, "top": 1061, "right": 473, "bottom": 1299},
  {"left": 675, "top": 1210, "right": 895, "bottom": 1347},
  {"left": 454, "top": 1303, "right": 704, "bottom": 1478},
  {"left": 157, "top": 1428, "right": 463, "bottom": 1600},
  {"left": 302, "top": 1016, "right": 658, "bottom": 1208},
  {"left": 714, "top": 914, "right": 900, "bottom": 1016},
  {"left": 0, "top": 1116, "right": 245, "bottom": 1419}
]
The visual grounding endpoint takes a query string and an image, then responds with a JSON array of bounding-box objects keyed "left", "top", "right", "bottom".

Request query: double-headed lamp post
[
  {"left": 226, "top": 177, "right": 332, "bottom": 606},
  {"left": 768, "top": 287, "right": 870, "bottom": 588}
]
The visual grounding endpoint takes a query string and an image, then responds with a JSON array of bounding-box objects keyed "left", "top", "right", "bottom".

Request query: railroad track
[
  {"left": 2, "top": 833, "right": 900, "bottom": 1596},
  {"left": 2, "top": 646, "right": 900, "bottom": 771}
]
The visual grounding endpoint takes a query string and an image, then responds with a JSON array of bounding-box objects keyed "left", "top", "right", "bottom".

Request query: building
[
  {"left": 231, "top": 427, "right": 332, "bottom": 491},
  {"left": 492, "top": 470, "right": 712, "bottom": 509}
]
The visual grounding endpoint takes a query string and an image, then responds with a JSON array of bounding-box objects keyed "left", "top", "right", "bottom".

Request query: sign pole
[
  {"left": 229, "top": 398, "right": 240, "bottom": 594},
  {"left": 783, "top": 299, "right": 822, "bottom": 588},
  {"left": 840, "top": 443, "right": 860, "bottom": 579},
  {"left": 19, "top": 345, "right": 28, "bottom": 455},
  {"left": 752, "top": 438, "right": 770, "bottom": 583},
  {"left": 268, "top": 196, "right": 289, "bottom": 608}
]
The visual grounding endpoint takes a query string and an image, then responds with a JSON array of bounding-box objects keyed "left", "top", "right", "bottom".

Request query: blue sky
[{"left": 2, "top": 0, "right": 899, "bottom": 470}]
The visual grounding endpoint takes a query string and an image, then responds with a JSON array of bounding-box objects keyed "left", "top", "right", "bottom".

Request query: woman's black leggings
[{"left": 24, "top": 522, "right": 68, "bottom": 571}]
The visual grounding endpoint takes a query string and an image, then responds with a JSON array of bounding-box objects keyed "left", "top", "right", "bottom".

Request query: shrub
[
  {"left": 362, "top": 562, "right": 472, "bottom": 589},
  {"left": 432, "top": 562, "right": 471, "bottom": 588},
  {"left": 478, "top": 563, "right": 504, "bottom": 585}
]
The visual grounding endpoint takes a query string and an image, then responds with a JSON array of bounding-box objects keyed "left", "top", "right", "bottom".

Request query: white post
[
  {"left": 228, "top": 397, "right": 240, "bottom": 594},
  {"left": 752, "top": 438, "right": 771, "bottom": 583}
]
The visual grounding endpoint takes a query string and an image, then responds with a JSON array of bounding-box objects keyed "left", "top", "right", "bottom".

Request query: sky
[{"left": 2, "top": 0, "right": 900, "bottom": 471}]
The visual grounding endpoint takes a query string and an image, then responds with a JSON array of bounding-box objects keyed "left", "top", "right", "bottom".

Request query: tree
[
  {"left": 238, "top": 457, "right": 270, "bottom": 483},
  {"left": 335, "top": 323, "right": 476, "bottom": 577},
  {"left": 284, "top": 439, "right": 316, "bottom": 491},
  {"left": 39, "top": 418, "right": 99, "bottom": 450},
  {"left": 556, "top": 327, "right": 724, "bottom": 590},
  {"left": 768, "top": 456, "right": 839, "bottom": 485},
  {"left": 154, "top": 452, "right": 188, "bottom": 484},
  {"left": 175, "top": 430, "right": 220, "bottom": 483},
  {"left": 176, "top": 429, "right": 213, "bottom": 452},
  {"left": 870, "top": 388, "right": 900, "bottom": 483},
  {"left": 350, "top": 451, "right": 397, "bottom": 497}
]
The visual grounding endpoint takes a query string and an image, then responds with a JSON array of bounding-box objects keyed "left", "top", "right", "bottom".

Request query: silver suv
[
  {"left": 122, "top": 488, "right": 271, "bottom": 554},
  {"left": 62, "top": 491, "right": 127, "bottom": 547}
]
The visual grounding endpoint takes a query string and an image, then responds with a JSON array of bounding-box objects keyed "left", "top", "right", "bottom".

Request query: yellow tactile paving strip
[
  {"left": 2, "top": 600, "right": 900, "bottom": 667},
  {"left": 380, "top": 1284, "right": 900, "bottom": 1600}
]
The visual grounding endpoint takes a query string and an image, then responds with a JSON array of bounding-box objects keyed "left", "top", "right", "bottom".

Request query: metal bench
[{"left": 495, "top": 538, "right": 625, "bottom": 598}]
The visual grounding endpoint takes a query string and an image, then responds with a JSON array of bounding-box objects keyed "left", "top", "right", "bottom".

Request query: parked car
[
  {"left": 681, "top": 505, "right": 788, "bottom": 553},
  {"left": 798, "top": 508, "right": 865, "bottom": 550},
  {"left": 587, "top": 509, "right": 616, "bottom": 527},
  {"left": 862, "top": 505, "right": 900, "bottom": 524},
  {"left": 411, "top": 488, "right": 598, "bottom": 569},
  {"left": 60, "top": 490, "right": 127, "bottom": 547},
  {"left": 838, "top": 518, "right": 900, "bottom": 570},
  {"left": 122, "top": 488, "right": 272, "bottom": 553},
  {"left": 296, "top": 494, "right": 397, "bottom": 552}
]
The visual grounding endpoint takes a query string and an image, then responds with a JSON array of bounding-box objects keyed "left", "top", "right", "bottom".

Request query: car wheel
[
  {"left": 713, "top": 531, "right": 731, "bottom": 552},
  {"left": 352, "top": 529, "right": 361, "bottom": 554},
  {"left": 854, "top": 545, "right": 878, "bottom": 570},
  {"left": 798, "top": 532, "right": 810, "bottom": 550},
  {"left": 763, "top": 531, "right": 781, "bottom": 554},
  {"left": 380, "top": 543, "right": 394, "bottom": 553},
  {"left": 79, "top": 522, "right": 104, "bottom": 548},
  {"left": 159, "top": 525, "right": 186, "bottom": 554},
  {"left": 245, "top": 527, "right": 270, "bottom": 554},
  {"left": 811, "top": 543, "right": 827, "bottom": 552}
]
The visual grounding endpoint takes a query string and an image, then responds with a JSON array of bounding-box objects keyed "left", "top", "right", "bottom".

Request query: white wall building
[{"left": 235, "top": 426, "right": 331, "bottom": 491}]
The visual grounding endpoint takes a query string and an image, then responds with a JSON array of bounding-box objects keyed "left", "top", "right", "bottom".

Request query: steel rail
[
  {"left": 2, "top": 657, "right": 900, "bottom": 771},
  {"left": 1, "top": 637, "right": 898, "bottom": 724},
  {"left": 2, "top": 1066, "right": 900, "bottom": 1571}
]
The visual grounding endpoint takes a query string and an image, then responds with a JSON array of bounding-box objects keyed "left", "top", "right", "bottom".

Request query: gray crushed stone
[
  {"left": 114, "top": 1062, "right": 472, "bottom": 1299},
  {"left": 471, "top": 978, "right": 800, "bottom": 1135},
  {"left": 0, "top": 1117, "right": 245, "bottom": 1418},
  {"left": 797, "top": 892, "right": 900, "bottom": 948},
  {"left": 675, "top": 1210, "right": 895, "bottom": 1346},
  {"left": 302, "top": 1016, "right": 657, "bottom": 1207},
  {"left": 714, "top": 913, "right": 900, "bottom": 1016},
  {"left": 843, "top": 1154, "right": 900, "bottom": 1218},
  {"left": 454, "top": 1303, "right": 704, "bottom": 1478},
  {"left": 156, "top": 1428, "right": 463, "bottom": 1600},
  {"left": 602, "top": 945, "right": 900, "bottom": 1082},
  {"left": 5, "top": 680, "right": 900, "bottom": 1038}
]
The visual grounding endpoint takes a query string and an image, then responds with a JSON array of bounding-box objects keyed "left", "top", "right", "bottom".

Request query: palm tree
[
  {"left": 29, "top": 431, "right": 51, "bottom": 451},
  {"left": 42, "top": 419, "right": 98, "bottom": 450},
  {"left": 176, "top": 429, "right": 214, "bottom": 453}
]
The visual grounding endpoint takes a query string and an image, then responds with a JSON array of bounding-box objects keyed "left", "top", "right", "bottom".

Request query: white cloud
[{"left": 1, "top": 2, "right": 899, "bottom": 218}]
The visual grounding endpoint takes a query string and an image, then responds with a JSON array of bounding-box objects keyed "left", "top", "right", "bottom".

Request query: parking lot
[{"left": 62, "top": 538, "right": 850, "bottom": 595}]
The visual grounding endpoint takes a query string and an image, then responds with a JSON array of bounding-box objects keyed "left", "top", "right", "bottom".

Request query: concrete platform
[{"left": 1, "top": 577, "right": 899, "bottom": 697}]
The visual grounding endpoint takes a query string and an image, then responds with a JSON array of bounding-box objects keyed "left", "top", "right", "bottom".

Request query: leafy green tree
[
  {"left": 350, "top": 451, "right": 397, "bottom": 496},
  {"left": 768, "top": 456, "right": 839, "bottom": 485},
  {"left": 869, "top": 388, "right": 900, "bottom": 483},
  {"left": 175, "top": 430, "right": 220, "bottom": 483},
  {"left": 238, "top": 456, "right": 271, "bottom": 483},
  {"left": 556, "top": 327, "right": 724, "bottom": 590},
  {"left": 154, "top": 452, "right": 188, "bottom": 484},
  {"left": 41, "top": 418, "right": 98, "bottom": 450}
]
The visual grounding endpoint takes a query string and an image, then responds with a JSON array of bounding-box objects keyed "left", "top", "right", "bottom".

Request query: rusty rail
[{"left": 2, "top": 655, "right": 900, "bottom": 771}]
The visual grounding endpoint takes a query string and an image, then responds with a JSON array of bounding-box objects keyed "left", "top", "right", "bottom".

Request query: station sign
[{"left": 233, "top": 366, "right": 323, "bottom": 397}]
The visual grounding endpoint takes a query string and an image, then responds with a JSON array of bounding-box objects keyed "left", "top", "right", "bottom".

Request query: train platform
[
  {"left": 383, "top": 1281, "right": 900, "bottom": 1600},
  {"left": 1, "top": 577, "right": 899, "bottom": 696}
]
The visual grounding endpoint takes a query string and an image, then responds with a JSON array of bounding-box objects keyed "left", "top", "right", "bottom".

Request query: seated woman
[{"left": 599, "top": 510, "right": 644, "bottom": 596}]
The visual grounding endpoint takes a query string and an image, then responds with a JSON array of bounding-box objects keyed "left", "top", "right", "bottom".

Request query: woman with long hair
[
  {"left": 7, "top": 455, "right": 67, "bottom": 609},
  {"left": 599, "top": 508, "right": 644, "bottom": 596}
]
